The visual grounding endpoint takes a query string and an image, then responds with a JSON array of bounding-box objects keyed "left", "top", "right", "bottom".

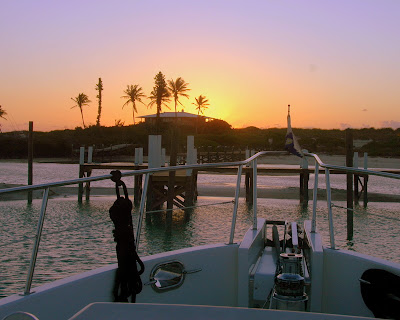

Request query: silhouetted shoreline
[
  {"left": 1, "top": 183, "right": 399, "bottom": 203},
  {"left": 1, "top": 155, "right": 399, "bottom": 202}
]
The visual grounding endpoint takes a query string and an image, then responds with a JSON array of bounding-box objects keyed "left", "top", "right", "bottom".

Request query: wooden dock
[
  {"left": 81, "top": 164, "right": 197, "bottom": 211},
  {"left": 81, "top": 162, "right": 400, "bottom": 208},
  {"left": 82, "top": 162, "right": 400, "bottom": 176}
]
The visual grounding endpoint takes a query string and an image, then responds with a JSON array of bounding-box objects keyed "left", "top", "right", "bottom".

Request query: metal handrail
[
  {"left": 304, "top": 152, "right": 400, "bottom": 180},
  {"left": 0, "top": 151, "right": 287, "bottom": 195},
  {"left": 0, "top": 151, "right": 287, "bottom": 295},
  {"left": 2, "top": 150, "right": 400, "bottom": 294},
  {"left": 304, "top": 151, "right": 400, "bottom": 249}
]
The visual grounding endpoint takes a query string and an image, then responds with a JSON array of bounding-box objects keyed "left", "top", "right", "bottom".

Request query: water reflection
[{"left": 0, "top": 196, "right": 399, "bottom": 299}]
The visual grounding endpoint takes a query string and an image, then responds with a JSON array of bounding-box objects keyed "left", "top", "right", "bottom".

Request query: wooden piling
[
  {"left": 184, "top": 136, "right": 197, "bottom": 208},
  {"left": 167, "top": 130, "right": 177, "bottom": 212},
  {"left": 134, "top": 147, "right": 143, "bottom": 206},
  {"left": 28, "top": 121, "right": 33, "bottom": 204},
  {"left": 145, "top": 177, "right": 156, "bottom": 214},
  {"left": 363, "top": 153, "right": 368, "bottom": 207},
  {"left": 299, "top": 155, "right": 309, "bottom": 205},
  {"left": 345, "top": 129, "right": 354, "bottom": 241},
  {"left": 85, "top": 146, "right": 93, "bottom": 201},
  {"left": 146, "top": 135, "right": 164, "bottom": 213},
  {"left": 300, "top": 170, "right": 309, "bottom": 205},
  {"left": 299, "top": 172, "right": 304, "bottom": 203},
  {"left": 134, "top": 174, "right": 143, "bottom": 206},
  {"left": 184, "top": 171, "right": 195, "bottom": 207},
  {"left": 245, "top": 149, "right": 255, "bottom": 205},
  {"left": 245, "top": 171, "right": 253, "bottom": 205},
  {"left": 353, "top": 152, "right": 359, "bottom": 204},
  {"left": 78, "top": 146, "right": 85, "bottom": 203}
]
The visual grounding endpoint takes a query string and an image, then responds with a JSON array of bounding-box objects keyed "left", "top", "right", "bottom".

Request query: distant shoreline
[
  {"left": 1, "top": 154, "right": 399, "bottom": 202},
  {"left": 0, "top": 153, "right": 399, "bottom": 168},
  {"left": 1, "top": 184, "right": 399, "bottom": 203}
]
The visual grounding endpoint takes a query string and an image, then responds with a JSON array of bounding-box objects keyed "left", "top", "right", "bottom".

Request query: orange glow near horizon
[{"left": 1, "top": 1, "right": 399, "bottom": 132}]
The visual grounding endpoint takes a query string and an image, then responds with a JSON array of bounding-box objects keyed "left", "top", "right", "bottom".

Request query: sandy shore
[
  {"left": 2, "top": 154, "right": 400, "bottom": 168},
  {"left": 1, "top": 183, "right": 399, "bottom": 203},
  {"left": 1, "top": 154, "right": 399, "bottom": 202}
]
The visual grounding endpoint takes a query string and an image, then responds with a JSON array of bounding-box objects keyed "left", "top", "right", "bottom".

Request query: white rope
[
  {"left": 0, "top": 221, "right": 110, "bottom": 248},
  {"left": 145, "top": 200, "right": 234, "bottom": 214},
  {"left": 331, "top": 203, "right": 400, "bottom": 222},
  {"left": 0, "top": 200, "right": 235, "bottom": 248}
]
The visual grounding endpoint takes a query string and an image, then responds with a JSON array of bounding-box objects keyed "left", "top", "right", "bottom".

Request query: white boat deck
[{"left": 69, "top": 303, "right": 373, "bottom": 320}]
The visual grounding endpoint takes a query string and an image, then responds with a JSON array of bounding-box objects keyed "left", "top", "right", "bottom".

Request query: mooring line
[
  {"left": 0, "top": 200, "right": 235, "bottom": 248},
  {"left": 0, "top": 221, "right": 110, "bottom": 248},
  {"left": 331, "top": 203, "right": 400, "bottom": 222},
  {"left": 144, "top": 200, "right": 235, "bottom": 215}
]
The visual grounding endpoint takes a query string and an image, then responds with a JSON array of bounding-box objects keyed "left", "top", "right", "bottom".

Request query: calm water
[
  {"left": 0, "top": 162, "right": 399, "bottom": 298},
  {"left": 1, "top": 161, "right": 400, "bottom": 195}
]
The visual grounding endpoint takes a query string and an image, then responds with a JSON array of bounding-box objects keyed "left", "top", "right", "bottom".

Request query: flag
[{"left": 285, "top": 105, "right": 303, "bottom": 157}]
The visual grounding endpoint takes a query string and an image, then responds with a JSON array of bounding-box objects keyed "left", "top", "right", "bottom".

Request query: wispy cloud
[{"left": 380, "top": 120, "right": 400, "bottom": 129}]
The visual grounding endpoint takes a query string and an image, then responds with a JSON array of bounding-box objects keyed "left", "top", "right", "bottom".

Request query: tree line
[
  {"left": 71, "top": 71, "right": 210, "bottom": 130},
  {"left": 0, "top": 122, "right": 399, "bottom": 159}
]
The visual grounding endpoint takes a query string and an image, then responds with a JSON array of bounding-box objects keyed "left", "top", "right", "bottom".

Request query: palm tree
[
  {"left": 167, "top": 77, "right": 190, "bottom": 116},
  {"left": 121, "top": 84, "right": 146, "bottom": 125},
  {"left": 166, "top": 77, "right": 189, "bottom": 176},
  {"left": 192, "top": 95, "right": 209, "bottom": 115},
  {"left": 193, "top": 95, "right": 209, "bottom": 134},
  {"left": 95, "top": 78, "right": 103, "bottom": 126},
  {"left": 148, "top": 72, "right": 171, "bottom": 132},
  {"left": 0, "top": 105, "right": 6, "bottom": 132},
  {"left": 71, "top": 93, "right": 91, "bottom": 128},
  {"left": 0, "top": 105, "right": 6, "bottom": 120}
]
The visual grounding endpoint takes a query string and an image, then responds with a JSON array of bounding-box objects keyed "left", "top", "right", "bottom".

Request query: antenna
[{"left": 288, "top": 104, "right": 291, "bottom": 115}]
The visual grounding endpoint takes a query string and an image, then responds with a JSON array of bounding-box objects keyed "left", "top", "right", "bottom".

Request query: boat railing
[
  {"left": 304, "top": 151, "right": 400, "bottom": 250},
  {"left": 1, "top": 150, "right": 400, "bottom": 296},
  {"left": 0, "top": 151, "right": 286, "bottom": 295}
]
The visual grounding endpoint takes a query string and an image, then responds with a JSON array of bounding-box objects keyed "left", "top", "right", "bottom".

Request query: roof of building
[{"left": 138, "top": 111, "right": 210, "bottom": 119}]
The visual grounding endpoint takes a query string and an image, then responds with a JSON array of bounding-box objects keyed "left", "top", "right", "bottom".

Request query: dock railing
[{"left": 1, "top": 150, "right": 400, "bottom": 295}]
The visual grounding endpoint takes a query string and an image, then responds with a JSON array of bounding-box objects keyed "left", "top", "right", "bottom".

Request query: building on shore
[{"left": 137, "top": 111, "right": 212, "bottom": 126}]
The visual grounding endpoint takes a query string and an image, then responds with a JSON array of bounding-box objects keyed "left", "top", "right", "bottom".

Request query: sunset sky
[{"left": 1, "top": 0, "right": 399, "bottom": 132}]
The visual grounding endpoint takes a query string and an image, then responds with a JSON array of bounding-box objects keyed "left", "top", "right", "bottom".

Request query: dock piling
[
  {"left": 167, "top": 131, "right": 177, "bottom": 213},
  {"left": 85, "top": 146, "right": 93, "bottom": 201},
  {"left": 134, "top": 147, "right": 144, "bottom": 206},
  {"left": 185, "top": 136, "right": 197, "bottom": 207},
  {"left": 28, "top": 121, "right": 33, "bottom": 204},
  {"left": 345, "top": 129, "right": 354, "bottom": 241},
  {"left": 353, "top": 152, "right": 359, "bottom": 204},
  {"left": 363, "top": 153, "right": 368, "bottom": 207},
  {"left": 78, "top": 147, "right": 85, "bottom": 203},
  {"left": 300, "top": 152, "right": 309, "bottom": 206},
  {"left": 245, "top": 149, "right": 255, "bottom": 205}
]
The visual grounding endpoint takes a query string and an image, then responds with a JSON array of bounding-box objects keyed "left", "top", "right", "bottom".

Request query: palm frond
[
  {"left": 121, "top": 83, "right": 146, "bottom": 124},
  {"left": 0, "top": 105, "right": 7, "bottom": 120},
  {"left": 192, "top": 95, "right": 210, "bottom": 115}
]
